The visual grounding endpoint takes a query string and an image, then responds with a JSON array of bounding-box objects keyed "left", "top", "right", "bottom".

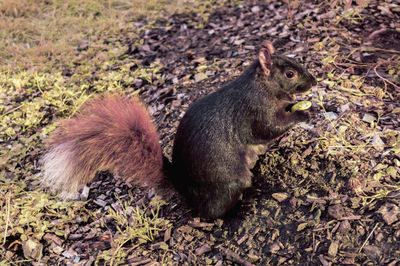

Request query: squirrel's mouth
[
  {"left": 293, "top": 82, "right": 314, "bottom": 94},
  {"left": 281, "top": 80, "right": 316, "bottom": 112},
  {"left": 285, "top": 103, "right": 296, "bottom": 112},
  {"left": 284, "top": 89, "right": 313, "bottom": 112}
]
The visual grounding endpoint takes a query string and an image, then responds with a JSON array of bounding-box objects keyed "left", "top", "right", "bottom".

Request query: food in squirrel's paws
[
  {"left": 291, "top": 100, "right": 312, "bottom": 112},
  {"left": 41, "top": 41, "right": 317, "bottom": 218}
]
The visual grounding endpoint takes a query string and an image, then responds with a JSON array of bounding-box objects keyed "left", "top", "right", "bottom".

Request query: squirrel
[{"left": 41, "top": 41, "right": 316, "bottom": 218}]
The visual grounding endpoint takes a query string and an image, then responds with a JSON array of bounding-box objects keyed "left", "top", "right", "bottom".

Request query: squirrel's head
[{"left": 258, "top": 41, "right": 316, "bottom": 97}]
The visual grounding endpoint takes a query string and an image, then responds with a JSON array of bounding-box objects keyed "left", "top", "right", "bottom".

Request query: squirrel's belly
[{"left": 244, "top": 144, "right": 267, "bottom": 169}]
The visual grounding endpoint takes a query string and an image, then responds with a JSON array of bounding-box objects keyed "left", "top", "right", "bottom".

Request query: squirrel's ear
[{"left": 258, "top": 41, "right": 275, "bottom": 76}]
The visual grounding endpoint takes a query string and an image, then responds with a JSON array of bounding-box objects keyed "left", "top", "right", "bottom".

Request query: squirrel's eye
[{"left": 285, "top": 70, "right": 296, "bottom": 79}]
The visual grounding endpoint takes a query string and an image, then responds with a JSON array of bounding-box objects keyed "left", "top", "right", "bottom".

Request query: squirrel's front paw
[{"left": 292, "top": 110, "right": 310, "bottom": 122}]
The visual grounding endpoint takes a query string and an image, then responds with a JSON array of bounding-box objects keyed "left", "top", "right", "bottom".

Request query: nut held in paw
[{"left": 291, "top": 100, "right": 312, "bottom": 112}]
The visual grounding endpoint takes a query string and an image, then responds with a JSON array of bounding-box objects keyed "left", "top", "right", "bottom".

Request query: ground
[{"left": 1, "top": 0, "right": 400, "bottom": 265}]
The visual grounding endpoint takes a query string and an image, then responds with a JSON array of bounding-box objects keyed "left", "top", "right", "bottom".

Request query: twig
[
  {"left": 1, "top": 104, "right": 23, "bottom": 117},
  {"left": 373, "top": 65, "right": 400, "bottom": 91},
  {"left": 368, "top": 28, "right": 387, "bottom": 39},
  {"left": 3, "top": 191, "right": 11, "bottom": 245},
  {"left": 358, "top": 223, "right": 378, "bottom": 253},
  {"left": 338, "top": 215, "right": 362, "bottom": 220},
  {"left": 361, "top": 46, "right": 400, "bottom": 55}
]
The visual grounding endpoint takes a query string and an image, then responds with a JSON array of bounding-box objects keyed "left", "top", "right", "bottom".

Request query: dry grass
[
  {"left": 0, "top": 1, "right": 208, "bottom": 264},
  {"left": 0, "top": 0, "right": 196, "bottom": 70}
]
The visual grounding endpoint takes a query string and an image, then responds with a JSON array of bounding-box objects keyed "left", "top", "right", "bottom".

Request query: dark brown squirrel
[{"left": 41, "top": 41, "right": 316, "bottom": 218}]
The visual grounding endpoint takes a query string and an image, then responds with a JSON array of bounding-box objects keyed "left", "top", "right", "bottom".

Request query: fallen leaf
[
  {"left": 378, "top": 203, "right": 399, "bottom": 225},
  {"left": 371, "top": 133, "right": 385, "bottom": 151},
  {"left": 271, "top": 193, "right": 289, "bottom": 202},
  {"left": 194, "top": 73, "right": 208, "bottom": 82},
  {"left": 22, "top": 238, "right": 43, "bottom": 260}
]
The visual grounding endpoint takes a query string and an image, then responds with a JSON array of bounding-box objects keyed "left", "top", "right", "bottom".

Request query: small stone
[
  {"left": 362, "top": 113, "right": 376, "bottom": 123},
  {"left": 323, "top": 111, "right": 338, "bottom": 120},
  {"left": 357, "top": 225, "right": 366, "bottom": 236}
]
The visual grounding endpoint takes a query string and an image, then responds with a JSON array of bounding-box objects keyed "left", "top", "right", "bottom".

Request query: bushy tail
[{"left": 41, "top": 95, "right": 164, "bottom": 200}]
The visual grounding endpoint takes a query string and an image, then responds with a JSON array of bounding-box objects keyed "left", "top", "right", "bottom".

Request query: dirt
[
  {"left": 2, "top": 0, "right": 400, "bottom": 265},
  {"left": 92, "top": 1, "right": 399, "bottom": 265}
]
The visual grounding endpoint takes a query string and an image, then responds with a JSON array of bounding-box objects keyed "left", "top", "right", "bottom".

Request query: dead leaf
[
  {"left": 22, "top": 238, "right": 43, "bottom": 260},
  {"left": 194, "top": 73, "right": 208, "bottom": 82},
  {"left": 271, "top": 193, "right": 289, "bottom": 202},
  {"left": 371, "top": 133, "right": 385, "bottom": 151},
  {"left": 378, "top": 203, "right": 399, "bottom": 225}
]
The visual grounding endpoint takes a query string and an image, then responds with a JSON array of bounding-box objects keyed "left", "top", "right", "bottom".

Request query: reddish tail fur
[{"left": 41, "top": 95, "right": 163, "bottom": 199}]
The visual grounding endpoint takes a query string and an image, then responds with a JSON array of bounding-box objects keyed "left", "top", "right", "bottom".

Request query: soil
[
  {"left": 86, "top": 1, "right": 399, "bottom": 265},
  {"left": 3, "top": 0, "right": 400, "bottom": 265}
]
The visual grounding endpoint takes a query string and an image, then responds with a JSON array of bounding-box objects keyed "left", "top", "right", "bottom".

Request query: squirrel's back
[{"left": 41, "top": 95, "right": 163, "bottom": 199}]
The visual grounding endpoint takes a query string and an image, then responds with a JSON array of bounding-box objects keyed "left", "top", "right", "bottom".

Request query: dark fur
[
  {"left": 171, "top": 53, "right": 316, "bottom": 218},
  {"left": 43, "top": 42, "right": 315, "bottom": 218}
]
